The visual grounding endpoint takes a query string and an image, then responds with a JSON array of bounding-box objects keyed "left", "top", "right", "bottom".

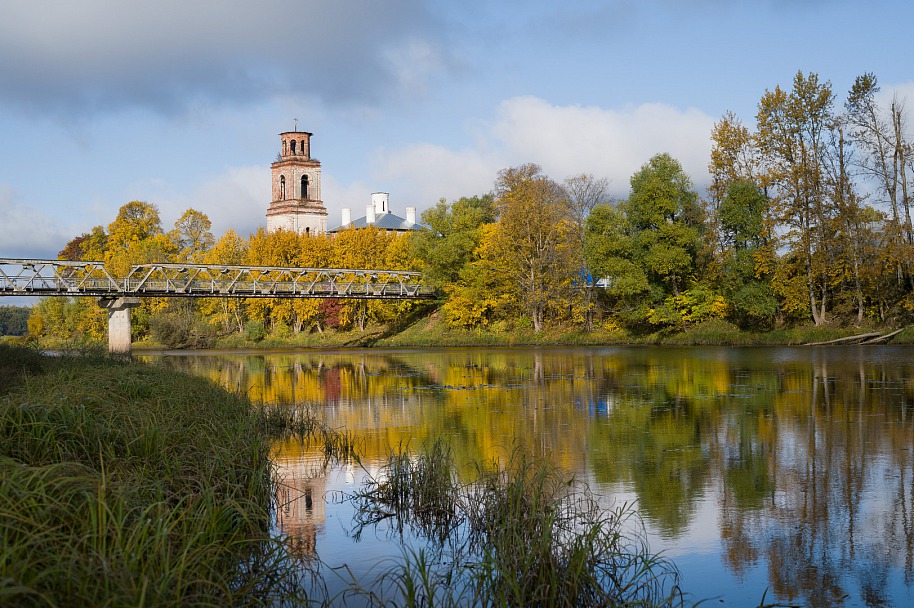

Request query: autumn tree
[
  {"left": 170, "top": 208, "right": 215, "bottom": 263},
  {"left": 756, "top": 72, "right": 836, "bottom": 326},
  {"left": 708, "top": 111, "right": 759, "bottom": 211},
  {"left": 199, "top": 229, "right": 248, "bottom": 334},
  {"left": 494, "top": 164, "right": 577, "bottom": 332},
  {"left": 58, "top": 226, "right": 108, "bottom": 261},
  {"left": 442, "top": 222, "right": 518, "bottom": 328},
  {"left": 244, "top": 228, "right": 304, "bottom": 331},
  {"left": 105, "top": 201, "right": 174, "bottom": 276},
  {"left": 845, "top": 72, "right": 914, "bottom": 299},
  {"left": 823, "top": 120, "right": 885, "bottom": 323}
]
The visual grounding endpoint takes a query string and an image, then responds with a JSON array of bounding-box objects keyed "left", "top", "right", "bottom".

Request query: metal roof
[{"left": 329, "top": 212, "right": 421, "bottom": 233}]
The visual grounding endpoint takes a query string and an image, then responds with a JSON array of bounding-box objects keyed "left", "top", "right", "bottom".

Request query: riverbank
[
  {"left": 0, "top": 345, "right": 306, "bottom": 605},
  {"left": 131, "top": 313, "right": 914, "bottom": 351},
  {"left": 9, "top": 310, "right": 913, "bottom": 352}
]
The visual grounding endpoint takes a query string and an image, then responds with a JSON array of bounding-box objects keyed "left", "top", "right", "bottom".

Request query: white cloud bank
[
  {"left": 149, "top": 167, "right": 269, "bottom": 240},
  {"left": 370, "top": 96, "right": 717, "bottom": 211},
  {"left": 0, "top": 185, "right": 75, "bottom": 259}
]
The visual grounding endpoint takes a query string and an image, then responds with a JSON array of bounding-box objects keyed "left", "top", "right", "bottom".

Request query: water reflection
[
  {"left": 142, "top": 346, "right": 914, "bottom": 607},
  {"left": 272, "top": 440, "right": 328, "bottom": 560}
]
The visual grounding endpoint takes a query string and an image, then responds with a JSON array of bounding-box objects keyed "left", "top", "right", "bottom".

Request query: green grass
[
  {"left": 185, "top": 311, "right": 912, "bottom": 350},
  {"left": 0, "top": 344, "right": 309, "bottom": 606}
]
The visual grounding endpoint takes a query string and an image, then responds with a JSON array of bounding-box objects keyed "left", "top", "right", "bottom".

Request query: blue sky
[{"left": 1, "top": 0, "right": 912, "bottom": 261}]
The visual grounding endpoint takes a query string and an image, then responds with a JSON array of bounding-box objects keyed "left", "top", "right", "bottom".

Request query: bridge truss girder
[{"left": 0, "top": 259, "right": 434, "bottom": 300}]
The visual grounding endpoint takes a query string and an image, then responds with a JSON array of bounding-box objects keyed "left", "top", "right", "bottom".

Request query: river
[{"left": 140, "top": 345, "right": 914, "bottom": 607}]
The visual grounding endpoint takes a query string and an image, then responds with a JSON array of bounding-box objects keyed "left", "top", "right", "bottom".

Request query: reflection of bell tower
[{"left": 266, "top": 128, "right": 328, "bottom": 235}]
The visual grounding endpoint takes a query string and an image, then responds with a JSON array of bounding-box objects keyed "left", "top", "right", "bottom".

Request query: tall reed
[
  {"left": 353, "top": 441, "right": 683, "bottom": 607},
  {"left": 0, "top": 345, "right": 308, "bottom": 606}
]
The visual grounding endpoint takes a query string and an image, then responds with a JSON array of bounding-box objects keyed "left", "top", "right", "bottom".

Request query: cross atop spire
[{"left": 293, "top": 117, "right": 298, "bottom": 131}]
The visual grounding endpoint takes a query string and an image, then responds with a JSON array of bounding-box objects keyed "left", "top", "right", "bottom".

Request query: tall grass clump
[
  {"left": 258, "top": 400, "right": 361, "bottom": 465},
  {"left": 353, "top": 442, "right": 683, "bottom": 607},
  {"left": 0, "top": 344, "right": 307, "bottom": 606},
  {"left": 355, "top": 439, "right": 461, "bottom": 543}
]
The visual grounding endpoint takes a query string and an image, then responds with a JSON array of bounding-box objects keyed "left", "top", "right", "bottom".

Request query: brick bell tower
[{"left": 266, "top": 127, "right": 328, "bottom": 235}]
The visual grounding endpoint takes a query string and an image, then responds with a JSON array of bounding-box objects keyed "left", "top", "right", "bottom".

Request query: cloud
[
  {"left": 491, "top": 97, "right": 716, "bottom": 196},
  {"left": 0, "top": 185, "right": 75, "bottom": 259},
  {"left": 144, "top": 166, "right": 269, "bottom": 239},
  {"left": 0, "top": 1, "right": 449, "bottom": 116},
  {"left": 370, "top": 143, "right": 502, "bottom": 208},
  {"left": 875, "top": 81, "right": 914, "bottom": 119},
  {"left": 367, "top": 96, "right": 716, "bottom": 212}
]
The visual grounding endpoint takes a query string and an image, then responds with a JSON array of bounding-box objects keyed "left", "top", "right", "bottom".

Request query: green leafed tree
[
  {"left": 717, "top": 179, "right": 777, "bottom": 329},
  {"left": 625, "top": 153, "right": 705, "bottom": 297},
  {"left": 585, "top": 153, "right": 707, "bottom": 329},
  {"left": 410, "top": 194, "right": 496, "bottom": 290}
]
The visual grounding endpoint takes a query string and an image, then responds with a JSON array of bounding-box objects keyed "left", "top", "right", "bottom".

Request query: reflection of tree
[
  {"left": 141, "top": 346, "right": 914, "bottom": 605},
  {"left": 716, "top": 350, "right": 912, "bottom": 607}
]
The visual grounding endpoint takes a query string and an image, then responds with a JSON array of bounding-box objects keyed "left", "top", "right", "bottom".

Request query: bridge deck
[{"left": 0, "top": 259, "right": 434, "bottom": 299}]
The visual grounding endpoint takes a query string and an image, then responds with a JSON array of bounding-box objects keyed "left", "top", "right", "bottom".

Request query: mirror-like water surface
[{"left": 141, "top": 346, "right": 914, "bottom": 607}]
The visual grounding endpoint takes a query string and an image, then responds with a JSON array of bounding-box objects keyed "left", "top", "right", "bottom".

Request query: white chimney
[
  {"left": 341, "top": 208, "right": 351, "bottom": 226},
  {"left": 406, "top": 206, "right": 416, "bottom": 225},
  {"left": 366, "top": 204, "right": 376, "bottom": 225},
  {"left": 371, "top": 192, "right": 389, "bottom": 215}
]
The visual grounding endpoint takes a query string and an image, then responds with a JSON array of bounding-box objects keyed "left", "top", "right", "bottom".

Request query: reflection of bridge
[{"left": 1, "top": 258, "right": 434, "bottom": 353}]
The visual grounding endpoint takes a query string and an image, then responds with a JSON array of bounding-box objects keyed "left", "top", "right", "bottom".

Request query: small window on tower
[
  {"left": 280, "top": 175, "right": 286, "bottom": 199},
  {"left": 282, "top": 140, "right": 287, "bottom": 155},
  {"left": 291, "top": 140, "right": 297, "bottom": 155},
  {"left": 301, "top": 175, "right": 309, "bottom": 199}
]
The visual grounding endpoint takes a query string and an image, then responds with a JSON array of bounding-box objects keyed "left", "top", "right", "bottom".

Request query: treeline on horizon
[{"left": 25, "top": 70, "right": 914, "bottom": 346}]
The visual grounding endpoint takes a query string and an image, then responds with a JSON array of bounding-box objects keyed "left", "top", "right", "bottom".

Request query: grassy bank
[
  {"left": 190, "top": 313, "right": 914, "bottom": 351},
  {"left": 0, "top": 345, "right": 307, "bottom": 606}
]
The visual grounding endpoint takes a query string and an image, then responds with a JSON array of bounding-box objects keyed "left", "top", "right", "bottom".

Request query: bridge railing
[{"left": 0, "top": 259, "right": 435, "bottom": 299}]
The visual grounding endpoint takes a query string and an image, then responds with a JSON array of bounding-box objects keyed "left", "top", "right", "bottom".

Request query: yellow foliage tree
[{"left": 199, "top": 229, "right": 248, "bottom": 334}]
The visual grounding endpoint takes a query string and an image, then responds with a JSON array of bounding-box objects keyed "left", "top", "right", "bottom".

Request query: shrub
[
  {"left": 243, "top": 320, "right": 267, "bottom": 342},
  {"left": 149, "top": 311, "right": 215, "bottom": 349}
]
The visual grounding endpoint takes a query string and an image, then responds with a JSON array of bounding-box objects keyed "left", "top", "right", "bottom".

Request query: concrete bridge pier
[{"left": 98, "top": 297, "right": 141, "bottom": 355}]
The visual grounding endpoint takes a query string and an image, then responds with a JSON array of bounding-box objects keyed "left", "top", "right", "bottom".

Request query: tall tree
[
  {"left": 717, "top": 180, "right": 777, "bottom": 328},
  {"left": 170, "top": 208, "right": 215, "bottom": 263},
  {"left": 563, "top": 174, "right": 610, "bottom": 330},
  {"left": 845, "top": 72, "right": 914, "bottom": 292},
  {"left": 494, "top": 164, "right": 576, "bottom": 332},
  {"left": 624, "top": 153, "right": 704, "bottom": 298},
  {"left": 708, "top": 111, "right": 759, "bottom": 211},
  {"left": 756, "top": 71, "right": 836, "bottom": 326}
]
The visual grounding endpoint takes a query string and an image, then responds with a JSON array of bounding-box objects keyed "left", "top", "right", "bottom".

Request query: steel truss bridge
[{"left": 0, "top": 259, "right": 434, "bottom": 300}]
